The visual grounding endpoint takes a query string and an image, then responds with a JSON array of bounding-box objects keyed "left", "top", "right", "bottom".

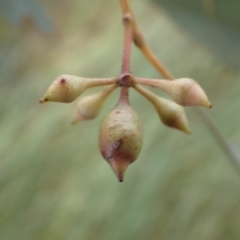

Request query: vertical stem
[
  {"left": 119, "top": 0, "right": 130, "bottom": 14},
  {"left": 119, "top": 2, "right": 133, "bottom": 101},
  {"left": 120, "top": 0, "right": 173, "bottom": 79},
  {"left": 121, "top": 14, "right": 133, "bottom": 74},
  {"left": 122, "top": 0, "right": 240, "bottom": 173},
  {"left": 119, "top": 86, "right": 130, "bottom": 104}
]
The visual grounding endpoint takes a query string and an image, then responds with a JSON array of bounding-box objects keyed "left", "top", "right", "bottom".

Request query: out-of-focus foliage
[
  {"left": 0, "top": 0, "right": 240, "bottom": 240},
  {"left": 0, "top": 0, "right": 53, "bottom": 32},
  {"left": 153, "top": 0, "right": 240, "bottom": 67}
]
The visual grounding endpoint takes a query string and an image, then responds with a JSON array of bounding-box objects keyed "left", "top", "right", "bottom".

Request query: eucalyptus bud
[
  {"left": 72, "top": 84, "right": 117, "bottom": 123},
  {"left": 99, "top": 91, "right": 143, "bottom": 182},
  {"left": 135, "top": 77, "right": 212, "bottom": 108},
  {"left": 40, "top": 75, "right": 117, "bottom": 103},
  {"left": 134, "top": 84, "right": 190, "bottom": 133}
]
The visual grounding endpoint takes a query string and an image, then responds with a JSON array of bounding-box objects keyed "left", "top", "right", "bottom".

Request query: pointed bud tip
[
  {"left": 71, "top": 113, "right": 83, "bottom": 125},
  {"left": 72, "top": 111, "right": 93, "bottom": 124},
  {"left": 39, "top": 97, "right": 48, "bottom": 103},
  {"left": 71, "top": 119, "right": 79, "bottom": 125},
  {"left": 71, "top": 117, "right": 87, "bottom": 125},
  {"left": 184, "top": 128, "right": 191, "bottom": 135},
  {"left": 170, "top": 118, "right": 191, "bottom": 134},
  {"left": 108, "top": 158, "right": 130, "bottom": 183},
  {"left": 117, "top": 172, "right": 124, "bottom": 182},
  {"left": 174, "top": 123, "right": 191, "bottom": 134},
  {"left": 201, "top": 100, "right": 212, "bottom": 108},
  {"left": 173, "top": 113, "right": 191, "bottom": 134}
]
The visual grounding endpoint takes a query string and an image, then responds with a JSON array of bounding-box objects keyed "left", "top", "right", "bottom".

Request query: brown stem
[
  {"left": 121, "top": 14, "right": 133, "bottom": 74},
  {"left": 119, "top": 0, "right": 130, "bottom": 15},
  {"left": 134, "top": 77, "right": 167, "bottom": 88},
  {"left": 119, "top": 1, "right": 134, "bottom": 101},
  {"left": 120, "top": 0, "right": 138, "bottom": 40},
  {"left": 87, "top": 77, "right": 118, "bottom": 88},
  {"left": 121, "top": 0, "right": 240, "bottom": 172},
  {"left": 120, "top": 0, "right": 173, "bottom": 79},
  {"left": 119, "top": 86, "right": 130, "bottom": 105}
]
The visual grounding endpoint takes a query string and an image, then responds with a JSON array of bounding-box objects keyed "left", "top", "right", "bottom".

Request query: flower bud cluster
[
  {"left": 40, "top": 72, "right": 211, "bottom": 181},
  {"left": 39, "top": 0, "right": 213, "bottom": 182}
]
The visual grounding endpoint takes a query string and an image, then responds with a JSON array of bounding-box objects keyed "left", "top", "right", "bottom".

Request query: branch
[{"left": 122, "top": 0, "right": 240, "bottom": 172}]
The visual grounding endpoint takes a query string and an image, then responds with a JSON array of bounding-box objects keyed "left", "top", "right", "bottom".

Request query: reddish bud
[{"left": 99, "top": 95, "right": 143, "bottom": 182}]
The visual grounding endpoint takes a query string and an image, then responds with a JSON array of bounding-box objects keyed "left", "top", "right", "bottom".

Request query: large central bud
[{"left": 99, "top": 89, "right": 143, "bottom": 182}]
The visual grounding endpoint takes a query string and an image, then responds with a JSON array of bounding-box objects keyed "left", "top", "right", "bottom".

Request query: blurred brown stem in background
[
  {"left": 119, "top": 0, "right": 240, "bottom": 172},
  {"left": 120, "top": 0, "right": 174, "bottom": 79}
]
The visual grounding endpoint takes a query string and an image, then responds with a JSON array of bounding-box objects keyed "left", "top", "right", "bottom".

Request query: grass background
[{"left": 0, "top": 0, "right": 240, "bottom": 239}]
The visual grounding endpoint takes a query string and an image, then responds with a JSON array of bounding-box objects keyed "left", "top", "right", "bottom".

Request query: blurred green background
[{"left": 1, "top": 0, "right": 240, "bottom": 239}]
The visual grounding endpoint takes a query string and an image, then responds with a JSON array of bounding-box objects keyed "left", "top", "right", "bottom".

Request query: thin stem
[
  {"left": 88, "top": 77, "right": 118, "bottom": 87},
  {"left": 120, "top": 0, "right": 173, "bottom": 79},
  {"left": 120, "top": 0, "right": 138, "bottom": 40},
  {"left": 134, "top": 77, "right": 167, "bottom": 88},
  {"left": 120, "top": 86, "right": 130, "bottom": 103},
  {"left": 119, "top": 0, "right": 130, "bottom": 14},
  {"left": 134, "top": 83, "right": 157, "bottom": 103},
  {"left": 195, "top": 108, "right": 240, "bottom": 171},
  {"left": 119, "top": 0, "right": 134, "bottom": 101},
  {"left": 122, "top": 0, "right": 240, "bottom": 172},
  {"left": 101, "top": 83, "right": 118, "bottom": 96},
  {"left": 121, "top": 14, "right": 133, "bottom": 74},
  {"left": 120, "top": 15, "right": 131, "bottom": 102}
]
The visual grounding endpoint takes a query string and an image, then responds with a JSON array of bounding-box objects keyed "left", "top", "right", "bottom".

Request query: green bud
[
  {"left": 134, "top": 84, "right": 190, "bottom": 134},
  {"left": 99, "top": 97, "right": 143, "bottom": 182},
  {"left": 40, "top": 75, "right": 117, "bottom": 103},
  {"left": 154, "top": 97, "right": 191, "bottom": 134},
  {"left": 135, "top": 77, "right": 212, "bottom": 108},
  {"left": 165, "top": 78, "right": 212, "bottom": 108},
  {"left": 72, "top": 84, "right": 117, "bottom": 123}
]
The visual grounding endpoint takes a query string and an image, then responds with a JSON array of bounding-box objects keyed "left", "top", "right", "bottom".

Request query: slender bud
[
  {"left": 40, "top": 75, "right": 117, "bottom": 103},
  {"left": 134, "top": 85, "right": 190, "bottom": 134},
  {"left": 155, "top": 97, "right": 191, "bottom": 134},
  {"left": 72, "top": 84, "right": 117, "bottom": 123},
  {"left": 99, "top": 88, "right": 143, "bottom": 182},
  {"left": 135, "top": 77, "right": 212, "bottom": 108}
]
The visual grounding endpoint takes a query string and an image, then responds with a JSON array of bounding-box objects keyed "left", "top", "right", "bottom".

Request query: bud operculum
[
  {"left": 134, "top": 77, "right": 212, "bottom": 108},
  {"left": 99, "top": 93, "right": 143, "bottom": 182},
  {"left": 40, "top": 75, "right": 117, "bottom": 103},
  {"left": 168, "top": 78, "right": 212, "bottom": 108},
  {"left": 134, "top": 84, "right": 191, "bottom": 134},
  {"left": 155, "top": 97, "right": 191, "bottom": 134},
  {"left": 72, "top": 84, "right": 117, "bottom": 123}
]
